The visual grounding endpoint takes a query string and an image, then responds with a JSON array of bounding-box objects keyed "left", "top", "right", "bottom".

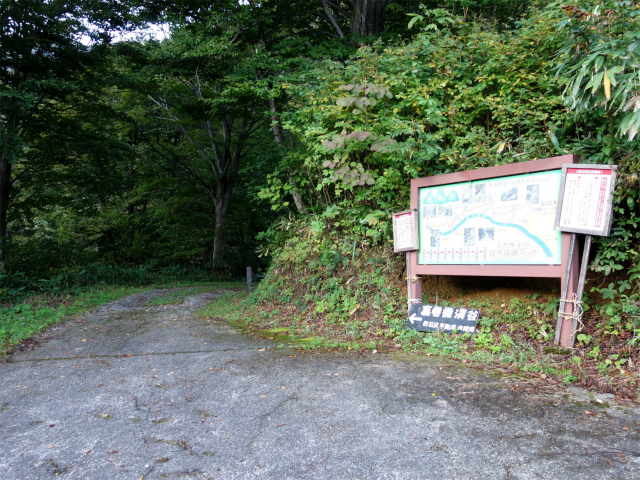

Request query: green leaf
[
  {"left": 591, "top": 71, "right": 604, "bottom": 94},
  {"left": 604, "top": 68, "right": 619, "bottom": 86},
  {"left": 548, "top": 130, "right": 560, "bottom": 149},
  {"left": 407, "top": 15, "right": 423, "bottom": 29},
  {"left": 595, "top": 55, "right": 604, "bottom": 71}
]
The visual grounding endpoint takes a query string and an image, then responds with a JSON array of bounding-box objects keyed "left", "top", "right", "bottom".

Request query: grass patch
[
  {"left": 142, "top": 285, "right": 242, "bottom": 306},
  {"left": 0, "top": 281, "right": 242, "bottom": 357},
  {"left": 197, "top": 291, "right": 248, "bottom": 319},
  {"left": 0, "top": 286, "right": 144, "bottom": 355}
]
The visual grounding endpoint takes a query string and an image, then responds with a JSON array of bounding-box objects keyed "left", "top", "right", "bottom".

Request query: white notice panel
[
  {"left": 555, "top": 164, "right": 617, "bottom": 236},
  {"left": 393, "top": 210, "right": 418, "bottom": 252}
]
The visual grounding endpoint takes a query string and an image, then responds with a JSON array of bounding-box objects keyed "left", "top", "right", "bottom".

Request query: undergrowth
[
  {"left": 205, "top": 233, "right": 640, "bottom": 401},
  {"left": 0, "top": 264, "right": 240, "bottom": 305}
]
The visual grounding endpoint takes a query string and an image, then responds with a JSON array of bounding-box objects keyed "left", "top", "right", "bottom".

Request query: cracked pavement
[{"left": 1, "top": 288, "right": 639, "bottom": 479}]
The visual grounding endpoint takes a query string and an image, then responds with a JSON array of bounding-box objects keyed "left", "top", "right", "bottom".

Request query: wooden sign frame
[
  {"left": 408, "top": 155, "right": 580, "bottom": 347},
  {"left": 409, "top": 155, "right": 576, "bottom": 278}
]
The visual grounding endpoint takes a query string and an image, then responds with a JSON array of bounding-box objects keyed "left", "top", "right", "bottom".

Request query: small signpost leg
[
  {"left": 246, "top": 266, "right": 252, "bottom": 294},
  {"left": 555, "top": 234, "right": 576, "bottom": 346},
  {"left": 406, "top": 251, "right": 422, "bottom": 314},
  {"left": 406, "top": 252, "right": 412, "bottom": 314},
  {"left": 569, "top": 235, "right": 592, "bottom": 348}
]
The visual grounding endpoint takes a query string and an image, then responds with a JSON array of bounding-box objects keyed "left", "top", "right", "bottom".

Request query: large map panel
[{"left": 418, "top": 170, "right": 562, "bottom": 265}]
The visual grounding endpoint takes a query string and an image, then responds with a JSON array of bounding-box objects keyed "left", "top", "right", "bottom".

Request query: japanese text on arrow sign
[{"left": 406, "top": 304, "right": 480, "bottom": 334}]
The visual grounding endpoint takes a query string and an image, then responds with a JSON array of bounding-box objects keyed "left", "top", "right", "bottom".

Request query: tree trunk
[
  {"left": 211, "top": 127, "right": 243, "bottom": 270},
  {"left": 349, "top": 0, "right": 392, "bottom": 36},
  {"left": 0, "top": 148, "right": 12, "bottom": 267},
  {"left": 268, "top": 97, "right": 308, "bottom": 214},
  {"left": 212, "top": 198, "right": 228, "bottom": 272}
]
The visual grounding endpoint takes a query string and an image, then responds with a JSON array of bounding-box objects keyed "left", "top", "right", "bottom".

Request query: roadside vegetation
[{"left": 229, "top": 2, "right": 640, "bottom": 400}]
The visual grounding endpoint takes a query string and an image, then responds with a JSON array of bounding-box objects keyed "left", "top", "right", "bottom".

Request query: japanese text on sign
[
  {"left": 406, "top": 304, "right": 480, "bottom": 334},
  {"left": 555, "top": 165, "right": 616, "bottom": 236},
  {"left": 393, "top": 210, "right": 418, "bottom": 252}
]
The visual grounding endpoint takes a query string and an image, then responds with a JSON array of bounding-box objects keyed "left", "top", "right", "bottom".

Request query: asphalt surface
[{"left": 1, "top": 288, "right": 639, "bottom": 480}]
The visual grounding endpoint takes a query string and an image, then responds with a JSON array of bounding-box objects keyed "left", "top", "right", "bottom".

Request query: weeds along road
[{"left": 0, "top": 288, "right": 639, "bottom": 479}]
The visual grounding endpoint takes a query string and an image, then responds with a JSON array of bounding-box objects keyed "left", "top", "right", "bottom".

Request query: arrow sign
[{"left": 406, "top": 304, "right": 480, "bottom": 334}]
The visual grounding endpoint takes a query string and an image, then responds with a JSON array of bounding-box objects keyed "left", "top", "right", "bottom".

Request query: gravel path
[{"left": 0, "top": 288, "right": 639, "bottom": 479}]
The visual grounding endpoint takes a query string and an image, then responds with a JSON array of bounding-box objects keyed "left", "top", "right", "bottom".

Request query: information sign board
[
  {"left": 392, "top": 209, "right": 419, "bottom": 252},
  {"left": 555, "top": 164, "right": 617, "bottom": 236},
  {"left": 417, "top": 170, "right": 562, "bottom": 265},
  {"left": 406, "top": 304, "right": 480, "bottom": 333}
]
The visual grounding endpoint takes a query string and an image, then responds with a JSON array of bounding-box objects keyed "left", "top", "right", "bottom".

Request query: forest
[{"left": 2, "top": 1, "right": 640, "bottom": 395}]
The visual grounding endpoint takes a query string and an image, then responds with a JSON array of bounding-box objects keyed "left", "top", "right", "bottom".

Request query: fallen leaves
[{"left": 585, "top": 410, "right": 601, "bottom": 418}]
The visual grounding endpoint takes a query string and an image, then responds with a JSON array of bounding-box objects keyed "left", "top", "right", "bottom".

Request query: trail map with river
[{"left": 419, "top": 170, "right": 562, "bottom": 265}]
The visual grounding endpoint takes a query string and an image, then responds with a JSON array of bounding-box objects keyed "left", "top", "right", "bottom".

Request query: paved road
[{"left": 1, "top": 289, "right": 639, "bottom": 479}]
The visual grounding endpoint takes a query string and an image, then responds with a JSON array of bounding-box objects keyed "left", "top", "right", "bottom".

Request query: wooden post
[
  {"left": 406, "top": 251, "right": 422, "bottom": 313},
  {"left": 246, "top": 266, "right": 252, "bottom": 294},
  {"left": 555, "top": 234, "right": 575, "bottom": 345},
  {"left": 406, "top": 252, "right": 412, "bottom": 314},
  {"left": 555, "top": 234, "right": 579, "bottom": 346},
  {"left": 555, "top": 234, "right": 580, "bottom": 347},
  {"left": 568, "top": 235, "right": 592, "bottom": 348}
]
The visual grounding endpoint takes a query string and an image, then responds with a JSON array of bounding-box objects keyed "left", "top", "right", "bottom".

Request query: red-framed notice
[
  {"left": 392, "top": 209, "right": 419, "bottom": 252},
  {"left": 555, "top": 164, "right": 617, "bottom": 237}
]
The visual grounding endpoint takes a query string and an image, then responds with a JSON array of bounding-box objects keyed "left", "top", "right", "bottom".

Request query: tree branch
[{"left": 318, "top": 0, "right": 344, "bottom": 39}]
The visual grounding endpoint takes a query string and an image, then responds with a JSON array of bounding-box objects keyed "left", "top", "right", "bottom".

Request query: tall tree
[
  {"left": 0, "top": 0, "right": 144, "bottom": 265},
  {"left": 117, "top": 20, "right": 272, "bottom": 269},
  {"left": 319, "top": 0, "right": 395, "bottom": 37}
]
